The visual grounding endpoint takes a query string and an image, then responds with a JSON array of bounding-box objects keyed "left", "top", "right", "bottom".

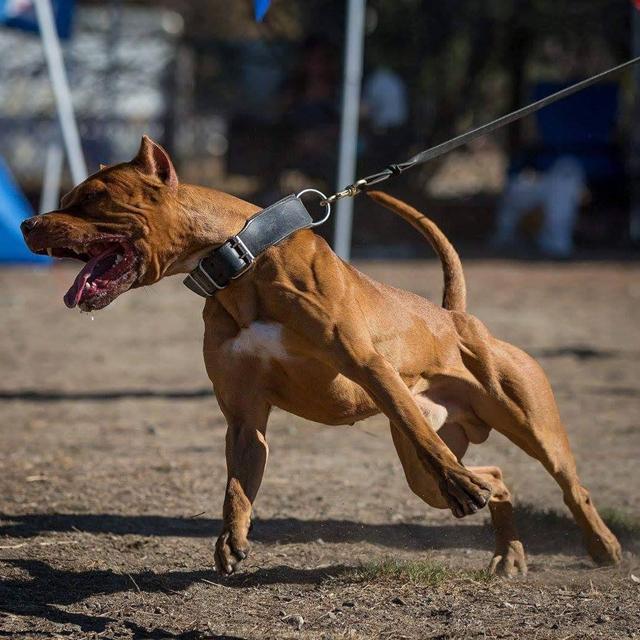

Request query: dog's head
[{"left": 21, "top": 136, "right": 249, "bottom": 311}]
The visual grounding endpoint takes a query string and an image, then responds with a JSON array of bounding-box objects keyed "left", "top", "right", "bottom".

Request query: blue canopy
[
  {"left": 0, "top": 157, "right": 50, "bottom": 263},
  {"left": 0, "top": 0, "right": 75, "bottom": 39}
]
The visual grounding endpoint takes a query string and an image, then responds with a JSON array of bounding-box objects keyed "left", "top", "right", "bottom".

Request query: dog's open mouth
[{"left": 36, "top": 238, "right": 140, "bottom": 311}]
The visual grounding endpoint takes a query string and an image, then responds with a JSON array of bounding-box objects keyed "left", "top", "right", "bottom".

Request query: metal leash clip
[
  {"left": 320, "top": 179, "right": 367, "bottom": 206},
  {"left": 296, "top": 188, "right": 332, "bottom": 227},
  {"left": 319, "top": 166, "right": 403, "bottom": 207}
]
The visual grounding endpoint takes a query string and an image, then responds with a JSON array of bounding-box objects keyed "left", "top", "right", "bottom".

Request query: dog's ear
[{"left": 133, "top": 135, "right": 178, "bottom": 189}]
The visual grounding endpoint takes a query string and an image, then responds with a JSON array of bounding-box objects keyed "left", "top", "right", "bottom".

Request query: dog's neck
[
  {"left": 163, "top": 184, "right": 260, "bottom": 277},
  {"left": 174, "top": 184, "right": 264, "bottom": 327}
]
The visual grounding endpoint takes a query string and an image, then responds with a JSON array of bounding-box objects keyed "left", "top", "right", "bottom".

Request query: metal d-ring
[{"left": 296, "top": 188, "right": 332, "bottom": 227}]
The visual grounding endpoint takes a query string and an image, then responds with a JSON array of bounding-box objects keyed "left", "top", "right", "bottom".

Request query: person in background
[
  {"left": 362, "top": 66, "right": 408, "bottom": 133},
  {"left": 492, "top": 157, "right": 586, "bottom": 258},
  {"left": 492, "top": 39, "right": 621, "bottom": 258},
  {"left": 361, "top": 66, "right": 409, "bottom": 169}
]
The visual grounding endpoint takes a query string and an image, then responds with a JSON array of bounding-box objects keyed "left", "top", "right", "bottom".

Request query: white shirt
[{"left": 363, "top": 67, "right": 408, "bottom": 129}]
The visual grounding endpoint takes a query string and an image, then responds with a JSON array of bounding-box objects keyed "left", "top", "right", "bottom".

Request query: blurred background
[
  {"left": 1, "top": 7, "right": 639, "bottom": 637},
  {"left": 1, "top": 0, "right": 640, "bottom": 259}
]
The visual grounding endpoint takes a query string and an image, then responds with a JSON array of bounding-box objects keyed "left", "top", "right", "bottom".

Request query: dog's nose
[{"left": 20, "top": 216, "right": 40, "bottom": 235}]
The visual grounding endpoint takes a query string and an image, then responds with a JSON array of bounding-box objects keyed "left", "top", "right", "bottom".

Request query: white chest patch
[{"left": 228, "top": 322, "right": 290, "bottom": 361}]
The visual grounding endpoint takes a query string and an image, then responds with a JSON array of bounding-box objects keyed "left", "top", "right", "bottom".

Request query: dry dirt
[{"left": 0, "top": 259, "right": 639, "bottom": 640}]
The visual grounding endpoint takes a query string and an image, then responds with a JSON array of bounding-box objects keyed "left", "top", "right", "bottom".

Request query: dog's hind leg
[
  {"left": 468, "top": 465, "right": 527, "bottom": 576},
  {"left": 481, "top": 340, "right": 621, "bottom": 565},
  {"left": 517, "top": 426, "right": 621, "bottom": 565},
  {"left": 390, "top": 421, "right": 452, "bottom": 510},
  {"left": 391, "top": 418, "right": 527, "bottom": 576}
]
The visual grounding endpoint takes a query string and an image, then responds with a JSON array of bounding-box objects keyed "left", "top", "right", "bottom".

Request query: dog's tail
[{"left": 367, "top": 190, "right": 466, "bottom": 312}]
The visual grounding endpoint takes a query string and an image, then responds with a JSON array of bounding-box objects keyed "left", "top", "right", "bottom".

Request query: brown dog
[{"left": 21, "top": 136, "right": 621, "bottom": 577}]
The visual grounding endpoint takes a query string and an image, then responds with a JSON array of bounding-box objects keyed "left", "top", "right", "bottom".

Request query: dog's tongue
[{"left": 63, "top": 248, "right": 113, "bottom": 309}]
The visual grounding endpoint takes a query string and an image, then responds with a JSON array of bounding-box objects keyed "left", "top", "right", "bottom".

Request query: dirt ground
[{"left": 1, "top": 259, "right": 639, "bottom": 640}]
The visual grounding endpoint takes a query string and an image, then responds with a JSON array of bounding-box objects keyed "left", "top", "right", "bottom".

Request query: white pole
[
  {"left": 39, "top": 141, "right": 64, "bottom": 213},
  {"left": 33, "top": 0, "right": 87, "bottom": 185},
  {"left": 333, "top": 0, "right": 366, "bottom": 261}
]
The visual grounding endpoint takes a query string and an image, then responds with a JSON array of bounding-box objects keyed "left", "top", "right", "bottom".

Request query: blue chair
[{"left": 511, "top": 81, "right": 624, "bottom": 192}]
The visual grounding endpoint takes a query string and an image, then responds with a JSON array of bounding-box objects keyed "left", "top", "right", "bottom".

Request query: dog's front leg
[
  {"left": 302, "top": 309, "right": 492, "bottom": 517},
  {"left": 214, "top": 397, "right": 270, "bottom": 575},
  {"left": 345, "top": 353, "right": 491, "bottom": 517}
]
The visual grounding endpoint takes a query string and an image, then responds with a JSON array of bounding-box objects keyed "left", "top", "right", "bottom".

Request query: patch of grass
[
  {"left": 601, "top": 507, "right": 640, "bottom": 539},
  {"left": 343, "top": 558, "right": 493, "bottom": 587}
]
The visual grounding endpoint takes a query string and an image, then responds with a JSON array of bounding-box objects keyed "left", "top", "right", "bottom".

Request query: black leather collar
[{"left": 183, "top": 194, "right": 314, "bottom": 297}]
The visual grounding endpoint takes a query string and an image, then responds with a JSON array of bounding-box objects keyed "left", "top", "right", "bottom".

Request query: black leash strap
[
  {"left": 184, "top": 57, "right": 640, "bottom": 298},
  {"left": 323, "top": 55, "right": 640, "bottom": 205}
]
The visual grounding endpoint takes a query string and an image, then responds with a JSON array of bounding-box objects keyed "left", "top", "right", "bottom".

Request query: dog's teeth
[
  {"left": 114, "top": 254, "right": 122, "bottom": 265},
  {"left": 85, "top": 282, "right": 91, "bottom": 290},
  {"left": 46, "top": 248, "right": 53, "bottom": 257}
]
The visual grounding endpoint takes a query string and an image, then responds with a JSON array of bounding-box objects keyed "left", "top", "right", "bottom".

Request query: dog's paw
[
  {"left": 586, "top": 531, "right": 622, "bottom": 566},
  {"left": 440, "top": 467, "right": 492, "bottom": 518},
  {"left": 488, "top": 541, "right": 528, "bottom": 577},
  {"left": 214, "top": 529, "right": 250, "bottom": 575}
]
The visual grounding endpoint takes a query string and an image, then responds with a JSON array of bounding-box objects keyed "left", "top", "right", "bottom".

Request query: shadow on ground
[
  {"left": 0, "top": 557, "right": 345, "bottom": 635},
  {"left": 1, "top": 505, "right": 635, "bottom": 555},
  {"left": 0, "top": 505, "right": 636, "bottom": 636},
  {"left": 0, "top": 388, "right": 213, "bottom": 402}
]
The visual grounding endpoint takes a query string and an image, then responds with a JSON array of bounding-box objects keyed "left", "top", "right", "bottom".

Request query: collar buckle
[
  {"left": 192, "top": 234, "right": 255, "bottom": 293},
  {"left": 227, "top": 234, "right": 255, "bottom": 276},
  {"left": 194, "top": 261, "right": 224, "bottom": 292}
]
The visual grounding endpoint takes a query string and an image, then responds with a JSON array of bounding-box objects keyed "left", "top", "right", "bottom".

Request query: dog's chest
[{"left": 225, "top": 321, "right": 291, "bottom": 362}]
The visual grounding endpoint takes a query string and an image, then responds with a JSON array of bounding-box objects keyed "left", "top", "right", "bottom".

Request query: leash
[
  {"left": 184, "top": 56, "right": 640, "bottom": 297},
  {"left": 322, "top": 55, "right": 640, "bottom": 206}
]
